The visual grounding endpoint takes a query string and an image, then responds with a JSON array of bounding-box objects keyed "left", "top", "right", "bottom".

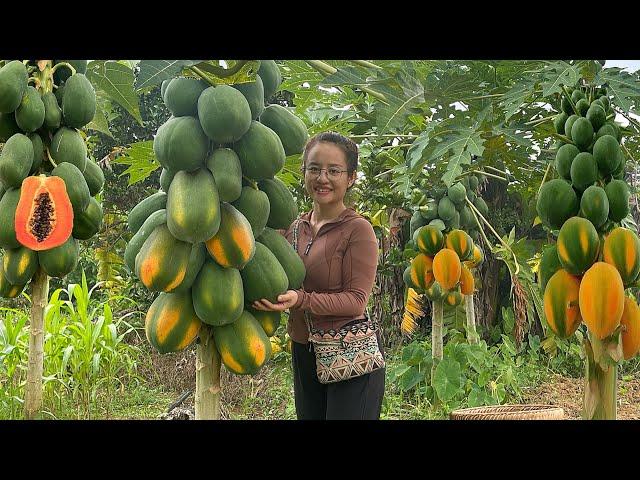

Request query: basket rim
[{"left": 450, "top": 404, "right": 564, "bottom": 416}]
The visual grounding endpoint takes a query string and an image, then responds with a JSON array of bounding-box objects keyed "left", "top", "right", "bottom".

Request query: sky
[{"left": 604, "top": 60, "right": 640, "bottom": 72}]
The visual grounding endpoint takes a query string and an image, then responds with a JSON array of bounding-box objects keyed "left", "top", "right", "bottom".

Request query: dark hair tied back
[{"left": 302, "top": 131, "right": 358, "bottom": 173}]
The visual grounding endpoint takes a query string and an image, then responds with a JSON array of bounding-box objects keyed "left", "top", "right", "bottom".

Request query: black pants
[{"left": 291, "top": 333, "right": 386, "bottom": 420}]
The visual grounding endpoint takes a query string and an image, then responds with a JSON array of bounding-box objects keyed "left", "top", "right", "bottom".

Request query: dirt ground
[
  {"left": 138, "top": 341, "right": 640, "bottom": 420},
  {"left": 521, "top": 372, "right": 640, "bottom": 420}
]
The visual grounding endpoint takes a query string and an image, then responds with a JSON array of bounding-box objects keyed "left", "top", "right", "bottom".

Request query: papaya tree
[
  {"left": 528, "top": 69, "right": 640, "bottom": 419},
  {"left": 279, "top": 61, "right": 544, "bottom": 345},
  {"left": 125, "top": 60, "right": 308, "bottom": 420},
  {"left": 0, "top": 59, "right": 142, "bottom": 419}
]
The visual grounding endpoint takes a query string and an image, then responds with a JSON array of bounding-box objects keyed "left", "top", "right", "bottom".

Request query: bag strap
[
  {"left": 291, "top": 218, "right": 302, "bottom": 254},
  {"left": 291, "top": 218, "right": 313, "bottom": 335}
]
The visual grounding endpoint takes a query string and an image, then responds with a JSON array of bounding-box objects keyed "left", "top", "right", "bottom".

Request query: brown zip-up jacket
[{"left": 284, "top": 208, "right": 379, "bottom": 344}]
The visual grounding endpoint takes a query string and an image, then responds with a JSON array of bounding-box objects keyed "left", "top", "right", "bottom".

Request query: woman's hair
[{"left": 302, "top": 131, "right": 359, "bottom": 174}]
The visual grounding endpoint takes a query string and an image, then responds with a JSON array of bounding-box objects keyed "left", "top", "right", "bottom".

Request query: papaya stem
[
  {"left": 536, "top": 161, "right": 553, "bottom": 199},
  {"left": 50, "top": 62, "right": 77, "bottom": 78},
  {"left": 45, "top": 148, "right": 58, "bottom": 168},
  {"left": 42, "top": 60, "right": 54, "bottom": 94},
  {"left": 350, "top": 134, "right": 419, "bottom": 139},
  {"left": 188, "top": 61, "right": 249, "bottom": 83},
  {"left": 466, "top": 197, "right": 520, "bottom": 275},
  {"left": 524, "top": 114, "right": 555, "bottom": 126},
  {"left": 472, "top": 170, "right": 507, "bottom": 182},
  {"left": 453, "top": 171, "right": 474, "bottom": 179},
  {"left": 188, "top": 66, "right": 213, "bottom": 84},
  {"left": 24, "top": 267, "right": 49, "bottom": 419},
  {"left": 612, "top": 106, "right": 640, "bottom": 132},
  {"left": 195, "top": 325, "right": 221, "bottom": 420},
  {"left": 551, "top": 132, "right": 574, "bottom": 144},
  {"left": 561, "top": 85, "right": 580, "bottom": 116},
  {"left": 583, "top": 333, "right": 617, "bottom": 420},
  {"left": 381, "top": 143, "right": 413, "bottom": 150},
  {"left": 459, "top": 93, "right": 505, "bottom": 102},
  {"left": 349, "top": 60, "right": 382, "bottom": 69},
  {"left": 431, "top": 299, "right": 443, "bottom": 386},
  {"left": 373, "top": 169, "right": 394, "bottom": 179},
  {"left": 305, "top": 60, "right": 389, "bottom": 104},
  {"left": 456, "top": 169, "right": 507, "bottom": 182},
  {"left": 484, "top": 165, "right": 509, "bottom": 176},
  {"left": 467, "top": 199, "right": 494, "bottom": 253},
  {"left": 242, "top": 175, "right": 258, "bottom": 189},
  {"left": 621, "top": 142, "right": 636, "bottom": 164},
  {"left": 465, "top": 294, "right": 479, "bottom": 345}
]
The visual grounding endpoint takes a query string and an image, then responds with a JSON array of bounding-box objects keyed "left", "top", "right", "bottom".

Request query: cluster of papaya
[
  {"left": 538, "top": 84, "right": 640, "bottom": 360},
  {"left": 403, "top": 226, "right": 484, "bottom": 307},
  {"left": 126, "top": 60, "right": 309, "bottom": 375},
  {"left": 541, "top": 223, "right": 640, "bottom": 360},
  {"left": 538, "top": 84, "right": 628, "bottom": 233},
  {"left": 0, "top": 60, "right": 103, "bottom": 298},
  {"left": 406, "top": 175, "right": 488, "bottom": 249}
]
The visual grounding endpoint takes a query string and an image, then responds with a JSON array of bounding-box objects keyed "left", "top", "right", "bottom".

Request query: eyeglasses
[{"left": 303, "top": 166, "right": 349, "bottom": 179}]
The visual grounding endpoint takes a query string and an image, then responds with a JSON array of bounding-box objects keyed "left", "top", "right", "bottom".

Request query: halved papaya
[{"left": 15, "top": 175, "right": 74, "bottom": 251}]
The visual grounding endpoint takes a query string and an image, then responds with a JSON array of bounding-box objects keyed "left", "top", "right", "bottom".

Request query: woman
[{"left": 252, "top": 131, "right": 384, "bottom": 420}]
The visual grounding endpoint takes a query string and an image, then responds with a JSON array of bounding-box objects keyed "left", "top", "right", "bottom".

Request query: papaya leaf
[
  {"left": 406, "top": 121, "right": 439, "bottom": 169},
  {"left": 424, "top": 127, "right": 483, "bottom": 186},
  {"left": 280, "top": 61, "right": 328, "bottom": 112},
  {"left": 376, "top": 82, "right": 425, "bottom": 134},
  {"left": 320, "top": 66, "right": 373, "bottom": 88},
  {"left": 112, "top": 140, "right": 159, "bottom": 185},
  {"left": 135, "top": 60, "right": 201, "bottom": 91},
  {"left": 500, "top": 79, "right": 537, "bottom": 121},
  {"left": 578, "top": 60, "right": 602, "bottom": 83},
  {"left": 442, "top": 150, "right": 471, "bottom": 186},
  {"left": 86, "top": 102, "right": 113, "bottom": 139},
  {"left": 595, "top": 67, "right": 640, "bottom": 113},
  {"left": 117, "top": 60, "right": 139, "bottom": 70},
  {"left": 190, "top": 60, "right": 261, "bottom": 86},
  {"left": 431, "top": 127, "right": 484, "bottom": 161},
  {"left": 87, "top": 61, "right": 142, "bottom": 125},
  {"left": 540, "top": 61, "right": 580, "bottom": 97},
  {"left": 95, "top": 246, "right": 125, "bottom": 292},
  {"left": 499, "top": 127, "right": 533, "bottom": 148}
]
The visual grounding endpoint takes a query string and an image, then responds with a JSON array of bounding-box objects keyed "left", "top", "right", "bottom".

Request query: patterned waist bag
[
  {"left": 305, "top": 312, "right": 386, "bottom": 384},
  {"left": 291, "top": 217, "right": 385, "bottom": 384}
]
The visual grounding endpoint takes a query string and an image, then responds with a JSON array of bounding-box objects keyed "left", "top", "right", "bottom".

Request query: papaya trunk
[
  {"left": 431, "top": 300, "right": 443, "bottom": 384},
  {"left": 583, "top": 334, "right": 617, "bottom": 420},
  {"left": 24, "top": 267, "right": 49, "bottom": 420},
  {"left": 465, "top": 294, "right": 479, "bottom": 344},
  {"left": 195, "top": 325, "right": 221, "bottom": 420}
]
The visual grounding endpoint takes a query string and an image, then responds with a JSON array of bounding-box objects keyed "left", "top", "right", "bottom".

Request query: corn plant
[
  {"left": 0, "top": 308, "right": 29, "bottom": 419},
  {"left": 0, "top": 271, "right": 143, "bottom": 419}
]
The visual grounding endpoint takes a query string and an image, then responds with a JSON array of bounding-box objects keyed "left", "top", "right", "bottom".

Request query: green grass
[
  {"left": 224, "top": 353, "right": 297, "bottom": 420},
  {"left": 32, "top": 384, "right": 176, "bottom": 420},
  {"left": 108, "top": 386, "right": 178, "bottom": 420}
]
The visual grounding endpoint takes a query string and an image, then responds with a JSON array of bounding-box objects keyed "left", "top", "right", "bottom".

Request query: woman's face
[{"left": 304, "top": 142, "right": 356, "bottom": 206}]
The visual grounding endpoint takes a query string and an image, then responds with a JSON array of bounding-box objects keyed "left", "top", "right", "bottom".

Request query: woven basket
[{"left": 450, "top": 404, "right": 564, "bottom": 420}]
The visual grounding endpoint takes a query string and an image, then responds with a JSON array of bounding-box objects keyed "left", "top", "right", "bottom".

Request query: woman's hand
[{"left": 252, "top": 290, "right": 299, "bottom": 312}]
